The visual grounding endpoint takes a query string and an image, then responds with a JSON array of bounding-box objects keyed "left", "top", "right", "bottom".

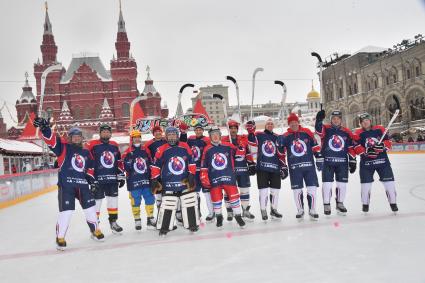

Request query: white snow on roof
[
  {"left": 354, "top": 45, "right": 387, "bottom": 54},
  {"left": 0, "top": 139, "right": 43, "bottom": 154}
]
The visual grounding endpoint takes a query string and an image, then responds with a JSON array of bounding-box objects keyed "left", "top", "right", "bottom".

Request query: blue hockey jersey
[
  {"left": 248, "top": 129, "right": 285, "bottom": 173},
  {"left": 122, "top": 145, "right": 152, "bottom": 191},
  {"left": 180, "top": 134, "right": 210, "bottom": 170}
]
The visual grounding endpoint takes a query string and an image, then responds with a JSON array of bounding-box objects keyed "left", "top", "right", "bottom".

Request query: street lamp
[
  {"left": 274, "top": 80, "right": 287, "bottom": 128},
  {"left": 311, "top": 52, "right": 324, "bottom": 110},
  {"left": 176, "top": 83, "right": 195, "bottom": 118},
  {"left": 250, "top": 67, "right": 264, "bottom": 120}
]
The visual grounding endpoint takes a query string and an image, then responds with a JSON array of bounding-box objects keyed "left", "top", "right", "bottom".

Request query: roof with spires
[
  {"left": 118, "top": 0, "right": 126, "bottom": 33},
  {"left": 58, "top": 101, "right": 74, "bottom": 123},
  {"left": 18, "top": 72, "right": 36, "bottom": 104},
  {"left": 141, "top": 66, "right": 160, "bottom": 97},
  {"left": 99, "top": 98, "right": 114, "bottom": 120},
  {"left": 60, "top": 53, "right": 111, "bottom": 83},
  {"left": 43, "top": 2, "right": 53, "bottom": 35}
]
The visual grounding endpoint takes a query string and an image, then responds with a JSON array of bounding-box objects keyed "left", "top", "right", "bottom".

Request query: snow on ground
[{"left": 0, "top": 154, "right": 424, "bottom": 283}]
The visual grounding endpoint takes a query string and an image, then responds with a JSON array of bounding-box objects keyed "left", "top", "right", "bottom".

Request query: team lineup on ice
[{"left": 28, "top": 107, "right": 402, "bottom": 251}]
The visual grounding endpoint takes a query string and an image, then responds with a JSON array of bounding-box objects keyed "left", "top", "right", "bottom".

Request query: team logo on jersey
[
  {"left": 100, "top": 151, "right": 115, "bottom": 169},
  {"left": 211, "top": 153, "right": 228, "bottom": 170},
  {"left": 261, "top": 140, "right": 276, "bottom": 157},
  {"left": 168, "top": 156, "right": 186, "bottom": 175},
  {"left": 133, "top": 157, "right": 147, "bottom": 174},
  {"left": 365, "top": 137, "right": 379, "bottom": 149},
  {"left": 192, "top": 146, "right": 201, "bottom": 162},
  {"left": 328, "top": 135, "right": 345, "bottom": 152},
  {"left": 71, "top": 154, "right": 85, "bottom": 172},
  {"left": 290, "top": 139, "right": 307, "bottom": 157}
]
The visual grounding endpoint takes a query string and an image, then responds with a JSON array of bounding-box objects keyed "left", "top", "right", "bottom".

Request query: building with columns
[{"left": 321, "top": 37, "right": 425, "bottom": 133}]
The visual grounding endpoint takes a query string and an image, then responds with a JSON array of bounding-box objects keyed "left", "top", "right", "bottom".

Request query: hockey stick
[
  {"left": 213, "top": 93, "right": 230, "bottom": 136},
  {"left": 378, "top": 109, "right": 400, "bottom": 144},
  {"left": 176, "top": 83, "right": 195, "bottom": 118},
  {"left": 274, "top": 80, "right": 287, "bottom": 130}
]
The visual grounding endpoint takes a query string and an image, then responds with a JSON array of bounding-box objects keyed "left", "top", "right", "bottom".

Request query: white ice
[{"left": 0, "top": 154, "right": 424, "bottom": 283}]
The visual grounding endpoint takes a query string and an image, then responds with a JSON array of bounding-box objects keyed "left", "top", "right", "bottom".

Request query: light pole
[
  {"left": 311, "top": 52, "right": 324, "bottom": 110},
  {"left": 38, "top": 63, "right": 62, "bottom": 168},
  {"left": 176, "top": 83, "right": 195, "bottom": 118},
  {"left": 226, "top": 75, "right": 241, "bottom": 123},
  {"left": 250, "top": 67, "right": 264, "bottom": 120},
  {"left": 274, "top": 80, "right": 287, "bottom": 128}
]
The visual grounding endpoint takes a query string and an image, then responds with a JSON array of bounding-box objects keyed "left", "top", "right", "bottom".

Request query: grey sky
[{"left": 0, "top": 0, "right": 424, "bottom": 127}]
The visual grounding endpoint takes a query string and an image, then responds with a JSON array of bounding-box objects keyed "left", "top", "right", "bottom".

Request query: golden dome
[{"left": 307, "top": 81, "right": 320, "bottom": 100}]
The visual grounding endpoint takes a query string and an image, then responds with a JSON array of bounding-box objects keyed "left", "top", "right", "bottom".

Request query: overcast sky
[{"left": 0, "top": 0, "right": 424, "bottom": 127}]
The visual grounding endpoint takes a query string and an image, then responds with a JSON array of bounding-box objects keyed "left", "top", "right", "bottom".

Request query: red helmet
[
  {"left": 227, "top": 120, "right": 240, "bottom": 128},
  {"left": 152, "top": 126, "right": 163, "bottom": 133}
]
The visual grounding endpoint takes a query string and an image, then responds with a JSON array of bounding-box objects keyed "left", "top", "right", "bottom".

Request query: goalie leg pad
[
  {"left": 180, "top": 191, "right": 200, "bottom": 229},
  {"left": 156, "top": 195, "right": 179, "bottom": 231}
]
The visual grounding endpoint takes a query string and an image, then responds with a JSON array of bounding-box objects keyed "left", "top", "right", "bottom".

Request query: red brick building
[{"left": 13, "top": 4, "right": 168, "bottom": 138}]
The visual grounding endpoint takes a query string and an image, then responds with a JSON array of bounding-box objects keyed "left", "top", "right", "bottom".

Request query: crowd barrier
[
  {"left": 389, "top": 142, "right": 425, "bottom": 153},
  {"left": 0, "top": 169, "right": 58, "bottom": 207}
]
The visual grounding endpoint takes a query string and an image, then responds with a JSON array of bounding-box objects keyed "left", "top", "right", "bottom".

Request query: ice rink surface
[{"left": 0, "top": 154, "right": 424, "bottom": 283}]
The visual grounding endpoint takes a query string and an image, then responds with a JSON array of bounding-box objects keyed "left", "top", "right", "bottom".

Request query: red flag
[
  {"left": 131, "top": 102, "right": 145, "bottom": 128},
  {"left": 193, "top": 98, "right": 213, "bottom": 123}
]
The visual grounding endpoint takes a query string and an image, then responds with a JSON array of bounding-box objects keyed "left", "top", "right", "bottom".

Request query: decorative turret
[
  {"left": 99, "top": 98, "right": 114, "bottom": 121},
  {"left": 40, "top": 2, "right": 57, "bottom": 64}
]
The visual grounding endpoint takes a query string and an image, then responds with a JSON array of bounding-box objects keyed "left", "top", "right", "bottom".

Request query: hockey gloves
[
  {"left": 349, "top": 155, "right": 357, "bottom": 174},
  {"left": 365, "top": 147, "right": 378, "bottom": 159},
  {"left": 151, "top": 178, "right": 162, "bottom": 194},
  {"left": 247, "top": 161, "right": 256, "bottom": 176},
  {"left": 314, "top": 152, "right": 324, "bottom": 172},
  {"left": 117, "top": 173, "right": 126, "bottom": 188},
  {"left": 279, "top": 160, "right": 289, "bottom": 180},
  {"left": 372, "top": 142, "right": 385, "bottom": 153},
  {"left": 33, "top": 117, "right": 50, "bottom": 131},
  {"left": 245, "top": 120, "right": 256, "bottom": 134},
  {"left": 86, "top": 175, "right": 99, "bottom": 194},
  {"left": 315, "top": 110, "right": 326, "bottom": 122}
]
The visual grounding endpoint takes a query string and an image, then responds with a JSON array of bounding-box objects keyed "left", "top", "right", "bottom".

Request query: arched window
[
  {"left": 407, "top": 89, "right": 425, "bottom": 121},
  {"left": 412, "top": 58, "right": 422, "bottom": 77},
  {"left": 349, "top": 104, "right": 360, "bottom": 129},
  {"left": 93, "top": 104, "right": 101, "bottom": 119},
  {"left": 73, "top": 106, "right": 81, "bottom": 120},
  {"left": 84, "top": 107, "right": 91, "bottom": 119},
  {"left": 368, "top": 100, "right": 382, "bottom": 125},
  {"left": 122, "top": 103, "right": 130, "bottom": 117},
  {"left": 385, "top": 95, "right": 402, "bottom": 123}
]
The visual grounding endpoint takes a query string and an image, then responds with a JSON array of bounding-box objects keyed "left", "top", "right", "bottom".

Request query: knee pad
[
  {"left": 156, "top": 195, "right": 178, "bottom": 231},
  {"left": 180, "top": 191, "right": 200, "bottom": 229}
]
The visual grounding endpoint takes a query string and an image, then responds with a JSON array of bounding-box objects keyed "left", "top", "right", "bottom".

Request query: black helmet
[
  {"left": 208, "top": 126, "right": 221, "bottom": 136},
  {"left": 99, "top": 123, "right": 112, "bottom": 133},
  {"left": 330, "top": 110, "right": 342, "bottom": 120},
  {"left": 358, "top": 112, "right": 372, "bottom": 123}
]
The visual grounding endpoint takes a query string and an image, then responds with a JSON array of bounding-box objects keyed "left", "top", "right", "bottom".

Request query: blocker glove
[
  {"left": 315, "top": 110, "right": 326, "bottom": 123},
  {"left": 279, "top": 160, "right": 289, "bottom": 180},
  {"left": 33, "top": 117, "right": 50, "bottom": 131},
  {"left": 247, "top": 161, "right": 256, "bottom": 176}
]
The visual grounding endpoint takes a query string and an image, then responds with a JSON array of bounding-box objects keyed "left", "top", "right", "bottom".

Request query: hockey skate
[
  {"left": 242, "top": 206, "right": 255, "bottom": 221},
  {"left": 336, "top": 202, "right": 347, "bottom": 216},
  {"left": 135, "top": 219, "right": 142, "bottom": 231},
  {"left": 261, "top": 209, "right": 268, "bottom": 221},
  {"left": 91, "top": 229, "right": 105, "bottom": 242},
  {"left": 296, "top": 210, "right": 305, "bottom": 221},
  {"left": 323, "top": 204, "right": 331, "bottom": 216},
  {"left": 362, "top": 204, "right": 369, "bottom": 213},
  {"left": 309, "top": 209, "right": 319, "bottom": 221},
  {"left": 234, "top": 215, "right": 246, "bottom": 229},
  {"left": 146, "top": 217, "right": 156, "bottom": 230},
  {"left": 270, "top": 208, "right": 283, "bottom": 220},
  {"left": 216, "top": 214, "right": 224, "bottom": 229},
  {"left": 110, "top": 221, "right": 123, "bottom": 234},
  {"left": 189, "top": 226, "right": 199, "bottom": 233},
  {"left": 390, "top": 203, "right": 398, "bottom": 214},
  {"left": 56, "top": 237, "right": 66, "bottom": 251},
  {"left": 159, "top": 229, "right": 168, "bottom": 237},
  {"left": 226, "top": 208, "right": 234, "bottom": 222},
  {"left": 205, "top": 212, "right": 215, "bottom": 223}
]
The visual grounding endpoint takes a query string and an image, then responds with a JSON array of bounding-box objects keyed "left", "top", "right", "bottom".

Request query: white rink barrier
[{"left": 0, "top": 169, "right": 58, "bottom": 204}]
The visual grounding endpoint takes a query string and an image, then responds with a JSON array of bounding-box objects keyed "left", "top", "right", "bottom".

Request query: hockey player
[
  {"left": 279, "top": 113, "right": 323, "bottom": 220},
  {"left": 151, "top": 126, "right": 199, "bottom": 236},
  {"left": 353, "top": 113, "right": 398, "bottom": 213},
  {"left": 122, "top": 129, "right": 156, "bottom": 230},
  {"left": 33, "top": 117, "right": 104, "bottom": 250},
  {"left": 222, "top": 120, "right": 256, "bottom": 221},
  {"left": 179, "top": 124, "right": 215, "bottom": 222},
  {"left": 246, "top": 118, "right": 287, "bottom": 221},
  {"left": 315, "top": 110, "right": 357, "bottom": 215},
  {"left": 200, "top": 126, "right": 246, "bottom": 229},
  {"left": 144, "top": 126, "right": 167, "bottom": 211},
  {"left": 86, "top": 124, "right": 125, "bottom": 234}
]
